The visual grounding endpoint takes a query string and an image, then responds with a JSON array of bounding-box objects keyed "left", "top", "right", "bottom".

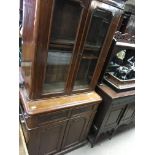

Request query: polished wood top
[
  {"left": 20, "top": 88, "right": 102, "bottom": 115},
  {"left": 98, "top": 84, "right": 135, "bottom": 99}
]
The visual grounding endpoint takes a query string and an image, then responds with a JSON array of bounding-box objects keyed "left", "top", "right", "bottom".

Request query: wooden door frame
[
  {"left": 29, "top": 0, "right": 91, "bottom": 99},
  {"left": 24, "top": 0, "right": 123, "bottom": 100},
  {"left": 69, "top": 1, "right": 123, "bottom": 93}
]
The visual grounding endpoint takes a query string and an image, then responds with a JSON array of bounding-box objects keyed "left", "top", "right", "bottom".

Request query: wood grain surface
[
  {"left": 20, "top": 88, "right": 102, "bottom": 115},
  {"left": 98, "top": 84, "right": 135, "bottom": 99}
]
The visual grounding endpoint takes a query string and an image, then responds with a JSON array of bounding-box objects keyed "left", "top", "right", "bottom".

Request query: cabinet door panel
[
  {"left": 120, "top": 102, "right": 135, "bottom": 125},
  {"left": 62, "top": 113, "right": 91, "bottom": 149},
  {"left": 39, "top": 121, "right": 67, "bottom": 155},
  {"left": 73, "top": 1, "right": 120, "bottom": 90},
  {"left": 102, "top": 105, "right": 126, "bottom": 131}
]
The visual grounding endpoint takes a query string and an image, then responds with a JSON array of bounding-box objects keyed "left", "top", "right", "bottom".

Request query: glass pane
[
  {"left": 74, "top": 59, "right": 97, "bottom": 90},
  {"left": 43, "top": 49, "right": 72, "bottom": 93},
  {"left": 43, "top": 0, "right": 82, "bottom": 93},
  {"left": 74, "top": 8, "right": 113, "bottom": 90},
  {"left": 51, "top": 0, "right": 82, "bottom": 44},
  {"left": 104, "top": 47, "right": 135, "bottom": 79}
]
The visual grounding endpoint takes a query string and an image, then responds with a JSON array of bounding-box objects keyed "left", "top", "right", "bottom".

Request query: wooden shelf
[
  {"left": 49, "top": 40, "right": 101, "bottom": 52},
  {"left": 85, "top": 44, "right": 100, "bottom": 52},
  {"left": 51, "top": 39, "right": 74, "bottom": 46},
  {"left": 49, "top": 43, "right": 73, "bottom": 50},
  {"left": 82, "top": 55, "right": 98, "bottom": 60},
  {"left": 85, "top": 44, "right": 100, "bottom": 50}
]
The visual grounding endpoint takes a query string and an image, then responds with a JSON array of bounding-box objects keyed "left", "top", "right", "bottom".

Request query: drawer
[
  {"left": 20, "top": 103, "right": 70, "bottom": 128},
  {"left": 71, "top": 104, "right": 98, "bottom": 116},
  {"left": 36, "top": 110, "right": 70, "bottom": 126}
]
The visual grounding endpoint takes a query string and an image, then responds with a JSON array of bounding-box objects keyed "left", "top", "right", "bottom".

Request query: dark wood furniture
[
  {"left": 20, "top": 0, "right": 126, "bottom": 154},
  {"left": 20, "top": 88, "right": 102, "bottom": 155},
  {"left": 88, "top": 3, "right": 135, "bottom": 145},
  {"left": 21, "top": 0, "right": 124, "bottom": 100},
  {"left": 88, "top": 27, "right": 135, "bottom": 147},
  {"left": 88, "top": 84, "right": 135, "bottom": 147}
]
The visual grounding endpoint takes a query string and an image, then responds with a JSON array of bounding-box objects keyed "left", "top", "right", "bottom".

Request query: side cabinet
[{"left": 88, "top": 84, "right": 135, "bottom": 147}]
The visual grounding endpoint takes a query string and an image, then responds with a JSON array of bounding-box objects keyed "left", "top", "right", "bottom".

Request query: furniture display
[
  {"left": 88, "top": 84, "right": 135, "bottom": 147},
  {"left": 21, "top": 0, "right": 124, "bottom": 100},
  {"left": 88, "top": 2, "right": 135, "bottom": 146},
  {"left": 19, "top": 0, "right": 125, "bottom": 154}
]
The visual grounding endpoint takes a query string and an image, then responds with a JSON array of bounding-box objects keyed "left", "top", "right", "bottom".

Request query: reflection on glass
[
  {"left": 74, "top": 8, "right": 112, "bottom": 90},
  {"left": 74, "top": 59, "right": 97, "bottom": 90},
  {"left": 43, "top": 49, "right": 72, "bottom": 93}
]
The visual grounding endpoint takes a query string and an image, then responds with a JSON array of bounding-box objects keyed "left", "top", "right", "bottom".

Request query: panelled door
[
  {"left": 119, "top": 102, "right": 135, "bottom": 125},
  {"left": 38, "top": 121, "right": 67, "bottom": 155},
  {"left": 61, "top": 113, "right": 91, "bottom": 150},
  {"left": 101, "top": 104, "right": 126, "bottom": 132}
]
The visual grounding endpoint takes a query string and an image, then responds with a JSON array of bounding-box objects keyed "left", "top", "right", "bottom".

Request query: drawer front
[
  {"left": 112, "top": 96, "right": 135, "bottom": 107},
  {"left": 37, "top": 110, "right": 70, "bottom": 126},
  {"left": 71, "top": 104, "right": 98, "bottom": 116},
  {"left": 20, "top": 103, "right": 70, "bottom": 128}
]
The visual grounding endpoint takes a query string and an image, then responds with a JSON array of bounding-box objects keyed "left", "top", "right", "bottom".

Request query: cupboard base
[
  {"left": 88, "top": 84, "right": 135, "bottom": 147},
  {"left": 55, "top": 140, "right": 87, "bottom": 155},
  {"left": 20, "top": 123, "right": 88, "bottom": 155},
  {"left": 88, "top": 122, "right": 135, "bottom": 147},
  {"left": 20, "top": 89, "right": 101, "bottom": 155}
]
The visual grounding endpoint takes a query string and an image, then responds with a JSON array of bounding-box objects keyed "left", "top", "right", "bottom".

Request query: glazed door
[
  {"left": 73, "top": 0, "right": 122, "bottom": 91},
  {"left": 30, "top": 0, "right": 122, "bottom": 98},
  {"left": 42, "top": 0, "right": 90, "bottom": 96}
]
